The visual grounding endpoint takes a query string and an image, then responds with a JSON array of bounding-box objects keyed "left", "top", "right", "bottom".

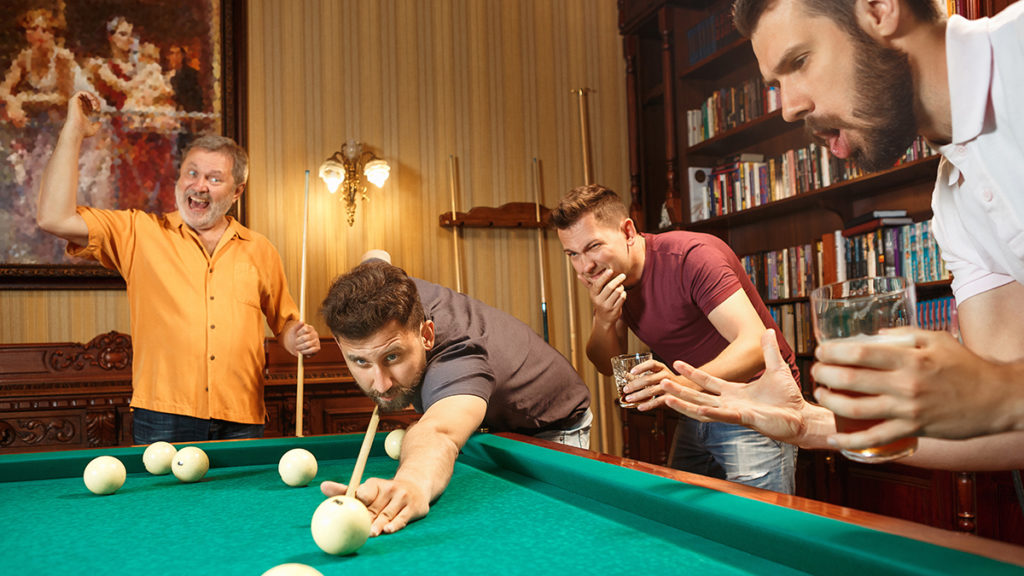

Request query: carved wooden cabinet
[{"left": 0, "top": 332, "right": 418, "bottom": 454}]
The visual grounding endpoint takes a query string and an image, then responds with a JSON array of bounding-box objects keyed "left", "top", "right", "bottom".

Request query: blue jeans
[
  {"left": 132, "top": 408, "right": 264, "bottom": 445},
  {"left": 533, "top": 408, "right": 592, "bottom": 450},
  {"left": 668, "top": 417, "right": 796, "bottom": 494}
]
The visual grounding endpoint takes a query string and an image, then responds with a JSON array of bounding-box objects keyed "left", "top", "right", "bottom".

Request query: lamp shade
[
  {"left": 363, "top": 159, "right": 390, "bottom": 188},
  {"left": 318, "top": 158, "right": 346, "bottom": 193}
]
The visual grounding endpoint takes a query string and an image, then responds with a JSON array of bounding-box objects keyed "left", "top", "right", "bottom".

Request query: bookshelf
[{"left": 618, "top": 0, "right": 1022, "bottom": 545}]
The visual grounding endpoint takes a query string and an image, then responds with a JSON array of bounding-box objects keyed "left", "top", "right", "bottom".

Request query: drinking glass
[
  {"left": 610, "top": 352, "right": 652, "bottom": 409},
  {"left": 810, "top": 276, "right": 918, "bottom": 463}
]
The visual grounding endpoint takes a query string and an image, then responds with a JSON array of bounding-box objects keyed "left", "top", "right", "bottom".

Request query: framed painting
[{"left": 0, "top": 0, "right": 245, "bottom": 289}]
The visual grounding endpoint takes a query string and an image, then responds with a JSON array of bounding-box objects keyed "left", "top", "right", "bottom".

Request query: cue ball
[
  {"left": 310, "top": 496, "right": 372, "bottom": 555},
  {"left": 384, "top": 429, "right": 405, "bottom": 460},
  {"left": 261, "top": 564, "right": 324, "bottom": 576},
  {"left": 278, "top": 448, "right": 318, "bottom": 487},
  {"left": 142, "top": 441, "right": 178, "bottom": 475},
  {"left": 83, "top": 455, "right": 127, "bottom": 495},
  {"left": 172, "top": 446, "right": 210, "bottom": 483}
]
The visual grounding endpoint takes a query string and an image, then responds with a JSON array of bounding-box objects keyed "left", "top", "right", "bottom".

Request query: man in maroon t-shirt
[{"left": 552, "top": 184, "right": 799, "bottom": 493}]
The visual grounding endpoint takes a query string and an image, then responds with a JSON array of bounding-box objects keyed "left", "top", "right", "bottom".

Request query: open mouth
[
  {"left": 187, "top": 195, "right": 211, "bottom": 211},
  {"left": 813, "top": 128, "right": 851, "bottom": 159}
]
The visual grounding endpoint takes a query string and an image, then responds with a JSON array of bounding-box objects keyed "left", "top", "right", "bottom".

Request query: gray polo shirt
[{"left": 412, "top": 278, "right": 590, "bottom": 434}]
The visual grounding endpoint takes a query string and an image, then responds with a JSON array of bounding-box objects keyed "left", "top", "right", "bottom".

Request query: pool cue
[
  {"left": 296, "top": 170, "right": 310, "bottom": 438},
  {"left": 532, "top": 158, "right": 549, "bottom": 342},
  {"left": 573, "top": 87, "right": 611, "bottom": 452},
  {"left": 347, "top": 405, "right": 381, "bottom": 497},
  {"left": 573, "top": 88, "right": 595, "bottom": 186},
  {"left": 448, "top": 155, "right": 463, "bottom": 293}
]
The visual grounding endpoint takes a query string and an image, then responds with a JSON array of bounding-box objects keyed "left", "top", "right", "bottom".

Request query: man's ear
[
  {"left": 621, "top": 217, "right": 639, "bottom": 245},
  {"left": 857, "top": 0, "right": 902, "bottom": 42},
  {"left": 232, "top": 183, "right": 245, "bottom": 203},
  {"left": 421, "top": 320, "right": 436, "bottom": 351}
]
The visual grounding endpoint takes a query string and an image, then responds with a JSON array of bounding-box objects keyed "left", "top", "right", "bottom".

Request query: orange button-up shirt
[{"left": 69, "top": 208, "right": 299, "bottom": 424}]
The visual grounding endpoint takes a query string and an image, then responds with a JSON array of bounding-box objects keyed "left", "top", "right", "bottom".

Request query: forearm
[
  {"left": 585, "top": 318, "right": 624, "bottom": 376},
  {"left": 37, "top": 113, "right": 88, "bottom": 242},
  {"left": 392, "top": 424, "right": 462, "bottom": 503},
  {"left": 904, "top": 432, "right": 1024, "bottom": 471},
  {"left": 697, "top": 336, "right": 765, "bottom": 383}
]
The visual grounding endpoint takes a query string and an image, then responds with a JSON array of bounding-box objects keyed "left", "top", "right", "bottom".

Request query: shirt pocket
[{"left": 234, "top": 262, "right": 261, "bottom": 309}]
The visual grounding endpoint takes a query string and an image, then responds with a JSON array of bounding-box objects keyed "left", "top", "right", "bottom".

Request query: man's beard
[
  {"left": 175, "top": 183, "right": 235, "bottom": 230},
  {"left": 807, "top": 34, "right": 919, "bottom": 173},
  {"left": 369, "top": 367, "right": 425, "bottom": 412}
]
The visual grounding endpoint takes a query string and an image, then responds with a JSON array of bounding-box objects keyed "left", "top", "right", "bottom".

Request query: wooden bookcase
[{"left": 618, "top": 0, "right": 1022, "bottom": 545}]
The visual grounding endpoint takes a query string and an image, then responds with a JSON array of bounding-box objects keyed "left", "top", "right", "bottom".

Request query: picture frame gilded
[{"left": 0, "top": 0, "right": 246, "bottom": 289}]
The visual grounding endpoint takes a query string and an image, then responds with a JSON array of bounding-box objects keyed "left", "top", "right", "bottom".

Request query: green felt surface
[{"left": 0, "top": 434, "right": 1020, "bottom": 576}]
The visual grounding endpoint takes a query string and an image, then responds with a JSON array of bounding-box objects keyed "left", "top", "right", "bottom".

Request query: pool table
[{"left": 1, "top": 433, "right": 1022, "bottom": 575}]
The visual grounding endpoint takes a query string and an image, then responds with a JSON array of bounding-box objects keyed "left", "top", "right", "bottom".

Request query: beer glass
[{"left": 810, "top": 276, "right": 918, "bottom": 463}]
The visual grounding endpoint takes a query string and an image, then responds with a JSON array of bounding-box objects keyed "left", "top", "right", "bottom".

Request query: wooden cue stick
[
  {"left": 565, "top": 257, "right": 579, "bottom": 371},
  {"left": 574, "top": 88, "right": 594, "bottom": 186},
  {"left": 532, "top": 158, "right": 549, "bottom": 342},
  {"left": 296, "top": 170, "right": 310, "bottom": 438},
  {"left": 347, "top": 405, "right": 381, "bottom": 497},
  {"left": 574, "top": 87, "right": 611, "bottom": 452},
  {"left": 448, "top": 155, "right": 463, "bottom": 293}
]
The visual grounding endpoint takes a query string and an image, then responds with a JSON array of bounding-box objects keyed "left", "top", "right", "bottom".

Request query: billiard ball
[
  {"left": 171, "top": 446, "right": 209, "bottom": 483},
  {"left": 83, "top": 455, "right": 127, "bottom": 495},
  {"left": 278, "top": 448, "right": 318, "bottom": 487},
  {"left": 261, "top": 563, "right": 324, "bottom": 576},
  {"left": 142, "top": 441, "right": 177, "bottom": 475},
  {"left": 310, "top": 496, "right": 372, "bottom": 555},
  {"left": 384, "top": 428, "right": 405, "bottom": 460}
]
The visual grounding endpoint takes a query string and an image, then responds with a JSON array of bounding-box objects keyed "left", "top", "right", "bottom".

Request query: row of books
[
  {"left": 917, "top": 296, "right": 958, "bottom": 334},
  {"left": 689, "top": 137, "right": 936, "bottom": 222},
  {"left": 768, "top": 301, "right": 814, "bottom": 356},
  {"left": 948, "top": 0, "right": 983, "bottom": 18},
  {"left": 685, "top": 4, "right": 740, "bottom": 66},
  {"left": 740, "top": 214, "right": 951, "bottom": 305},
  {"left": 769, "top": 295, "right": 958, "bottom": 365},
  {"left": 685, "top": 78, "right": 780, "bottom": 146},
  {"left": 741, "top": 243, "right": 818, "bottom": 302},
  {"left": 821, "top": 218, "right": 950, "bottom": 286}
]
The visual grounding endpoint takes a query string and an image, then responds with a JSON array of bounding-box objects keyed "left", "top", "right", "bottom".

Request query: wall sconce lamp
[{"left": 318, "top": 139, "right": 390, "bottom": 226}]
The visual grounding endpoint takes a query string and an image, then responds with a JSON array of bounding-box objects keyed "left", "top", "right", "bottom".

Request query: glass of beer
[
  {"left": 810, "top": 276, "right": 918, "bottom": 463},
  {"left": 610, "top": 352, "right": 652, "bottom": 408}
]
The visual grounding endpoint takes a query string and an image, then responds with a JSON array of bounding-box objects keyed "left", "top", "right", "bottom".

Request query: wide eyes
[{"left": 185, "top": 169, "right": 225, "bottom": 185}]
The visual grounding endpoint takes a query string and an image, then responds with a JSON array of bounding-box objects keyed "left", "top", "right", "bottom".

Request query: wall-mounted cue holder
[{"left": 439, "top": 202, "right": 552, "bottom": 229}]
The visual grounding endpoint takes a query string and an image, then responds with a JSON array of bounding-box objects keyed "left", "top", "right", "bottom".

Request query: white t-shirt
[{"left": 930, "top": 2, "right": 1024, "bottom": 304}]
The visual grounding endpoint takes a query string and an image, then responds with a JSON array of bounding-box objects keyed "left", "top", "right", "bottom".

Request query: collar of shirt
[
  {"left": 944, "top": 15, "right": 992, "bottom": 147},
  {"left": 938, "top": 15, "right": 993, "bottom": 187},
  {"left": 164, "top": 211, "right": 253, "bottom": 246}
]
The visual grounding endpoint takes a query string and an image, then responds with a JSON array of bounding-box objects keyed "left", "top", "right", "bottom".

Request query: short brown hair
[
  {"left": 183, "top": 134, "right": 249, "bottom": 187},
  {"left": 549, "top": 184, "right": 629, "bottom": 230},
  {"left": 320, "top": 261, "right": 426, "bottom": 341},
  {"left": 732, "top": 0, "right": 943, "bottom": 38}
]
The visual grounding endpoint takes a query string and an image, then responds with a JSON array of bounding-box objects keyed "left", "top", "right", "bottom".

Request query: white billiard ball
[
  {"left": 83, "top": 455, "right": 127, "bottom": 495},
  {"left": 142, "top": 441, "right": 178, "bottom": 475},
  {"left": 261, "top": 563, "right": 324, "bottom": 576},
  {"left": 172, "top": 446, "right": 209, "bottom": 483},
  {"left": 310, "top": 496, "right": 372, "bottom": 555},
  {"left": 278, "top": 448, "right": 318, "bottom": 487},
  {"left": 384, "top": 428, "right": 405, "bottom": 460}
]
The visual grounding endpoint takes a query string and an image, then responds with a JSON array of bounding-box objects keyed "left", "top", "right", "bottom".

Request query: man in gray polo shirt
[{"left": 319, "top": 254, "right": 591, "bottom": 538}]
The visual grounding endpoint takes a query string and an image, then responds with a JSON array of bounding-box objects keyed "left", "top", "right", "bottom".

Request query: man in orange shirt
[{"left": 36, "top": 91, "right": 320, "bottom": 444}]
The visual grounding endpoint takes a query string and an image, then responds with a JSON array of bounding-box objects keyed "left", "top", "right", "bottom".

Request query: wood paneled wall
[{"left": 1, "top": 0, "right": 629, "bottom": 453}]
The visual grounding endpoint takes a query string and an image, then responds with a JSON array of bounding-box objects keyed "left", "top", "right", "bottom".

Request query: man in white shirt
[{"left": 633, "top": 0, "right": 1024, "bottom": 470}]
